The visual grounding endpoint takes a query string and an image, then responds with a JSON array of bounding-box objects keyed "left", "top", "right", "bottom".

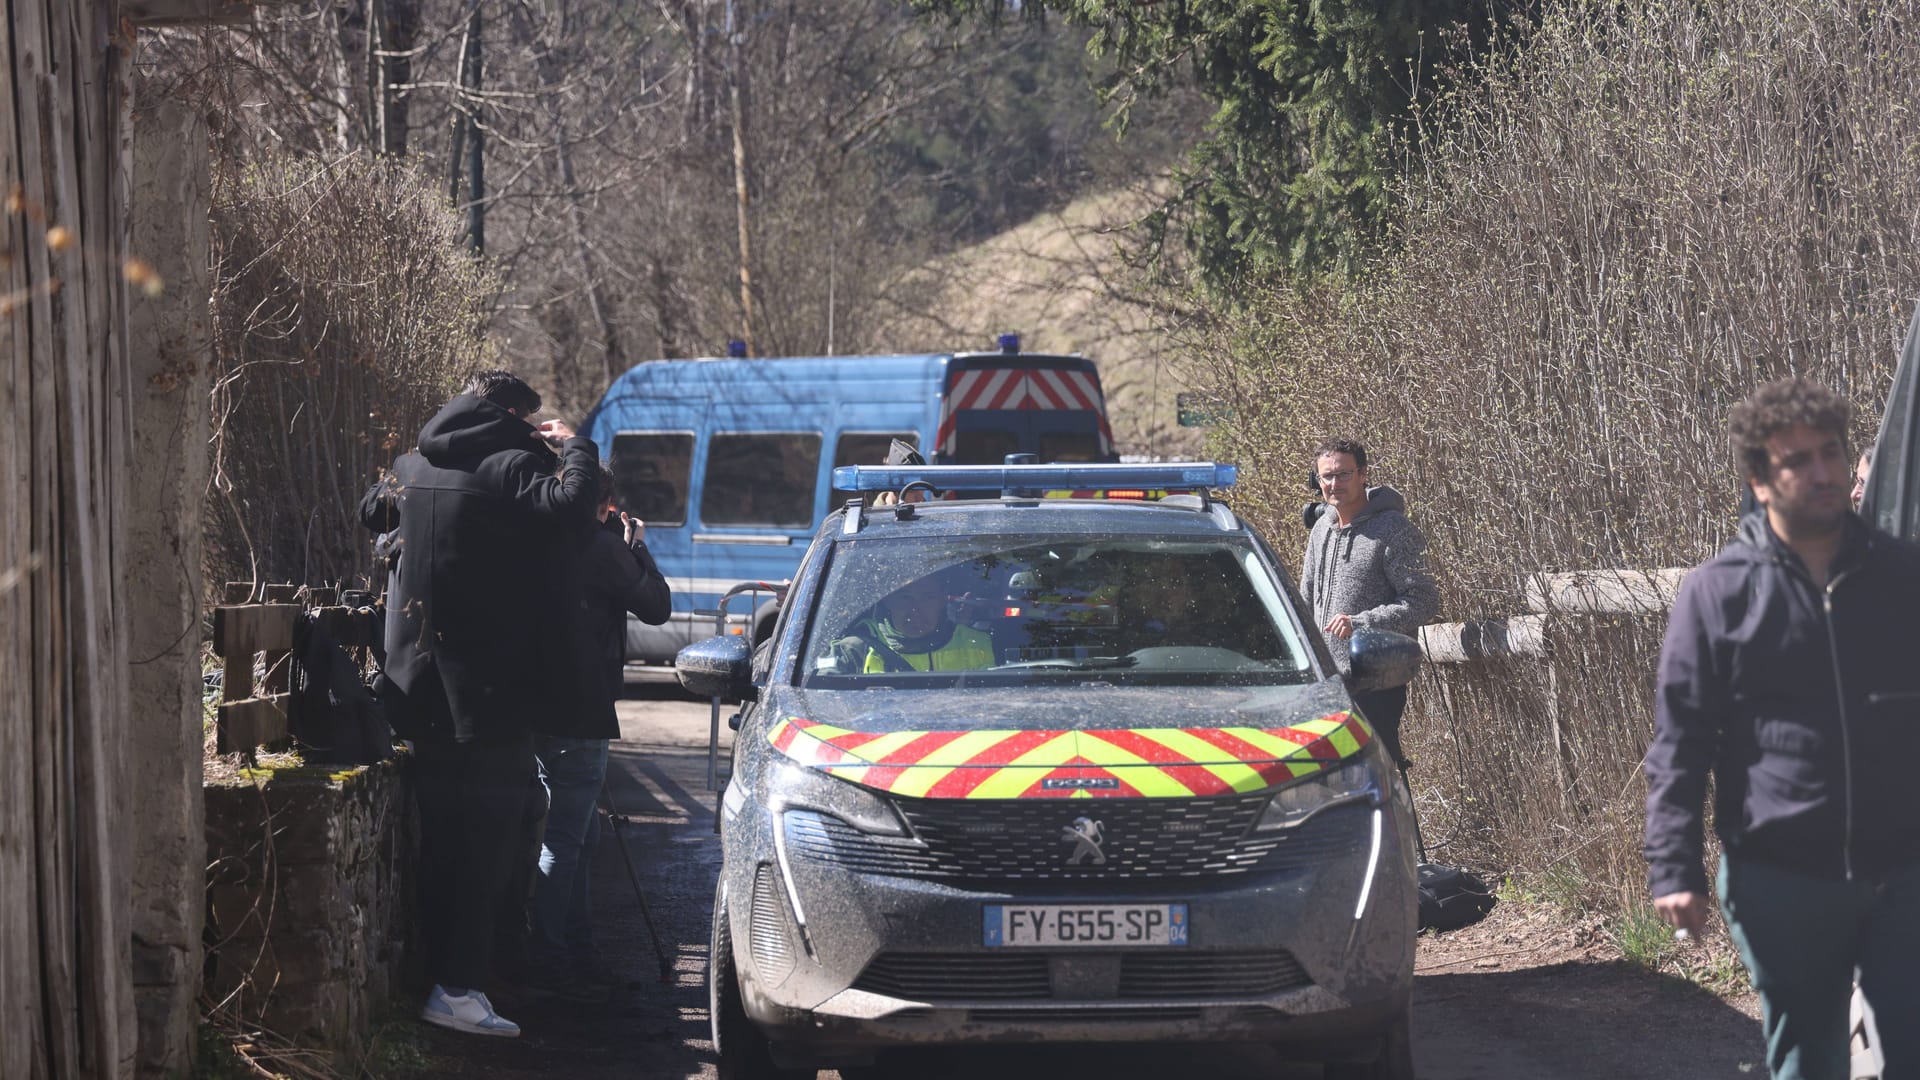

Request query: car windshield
[{"left": 800, "top": 534, "right": 1315, "bottom": 688}]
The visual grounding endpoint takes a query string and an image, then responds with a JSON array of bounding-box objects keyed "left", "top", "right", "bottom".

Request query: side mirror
[
  {"left": 1347, "top": 629, "right": 1422, "bottom": 693},
  {"left": 676, "top": 634, "right": 757, "bottom": 702}
]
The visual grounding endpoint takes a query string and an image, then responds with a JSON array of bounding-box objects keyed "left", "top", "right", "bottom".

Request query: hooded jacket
[
  {"left": 1644, "top": 513, "right": 1920, "bottom": 896},
  {"left": 1300, "top": 485, "right": 1440, "bottom": 643},
  {"left": 362, "top": 394, "right": 600, "bottom": 742}
]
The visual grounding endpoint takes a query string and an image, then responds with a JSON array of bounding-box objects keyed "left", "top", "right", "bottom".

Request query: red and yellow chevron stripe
[{"left": 766, "top": 713, "right": 1372, "bottom": 799}]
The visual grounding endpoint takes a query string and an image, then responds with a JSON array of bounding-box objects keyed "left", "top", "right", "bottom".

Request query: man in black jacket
[
  {"left": 1646, "top": 378, "right": 1920, "bottom": 1080},
  {"left": 527, "top": 464, "right": 671, "bottom": 996},
  {"left": 362, "top": 370, "right": 599, "bottom": 1037}
]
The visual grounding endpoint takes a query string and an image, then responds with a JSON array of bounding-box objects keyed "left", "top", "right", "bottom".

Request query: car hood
[{"left": 766, "top": 681, "right": 1374, "bottom": 799}]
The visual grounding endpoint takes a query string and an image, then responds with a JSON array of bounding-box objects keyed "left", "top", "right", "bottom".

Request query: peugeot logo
[{"left": 1061, "top": 816, "right": 1107, "bottom": 866}]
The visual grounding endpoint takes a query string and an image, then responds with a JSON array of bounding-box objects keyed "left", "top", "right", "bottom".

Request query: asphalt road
[{"left": 419, "top": 675, "right": 1765, "bottom": 1079}]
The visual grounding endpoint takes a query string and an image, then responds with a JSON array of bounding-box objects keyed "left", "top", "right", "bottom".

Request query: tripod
[{"left": 599, "top": 776, "right": 674, "bottom": 985}]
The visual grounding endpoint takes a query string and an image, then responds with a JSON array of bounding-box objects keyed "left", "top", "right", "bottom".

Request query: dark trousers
[
  {"left": 412, "top": 730, "right": 538, "bottom": 990},
  {"left": 1350, "top": 684, "right": 1409, "bottom": 767},
  {"left": 1719, "top": 855, "right": 1920, "bottom": 1080}
]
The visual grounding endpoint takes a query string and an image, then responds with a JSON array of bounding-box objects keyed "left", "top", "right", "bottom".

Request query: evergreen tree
[{"left": 922, "top": 0, "right": 1509, "bottom": 290}]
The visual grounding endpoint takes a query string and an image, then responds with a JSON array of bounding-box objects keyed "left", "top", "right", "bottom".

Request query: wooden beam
[
  {"left": 1523, "top": 568, "right": 1689, "bottom": 616},
  {"left": 124, "top": 0, "right": 289, "bottom": 27},
  {"left": 217, "top": 696, "right": 290, "bottom": 753},
  {"left": 211, "top": 604, "right": 298, "bottom": 657},
  {"left": 1419, "top": 615, "right": 1549, "bottom": 664}
]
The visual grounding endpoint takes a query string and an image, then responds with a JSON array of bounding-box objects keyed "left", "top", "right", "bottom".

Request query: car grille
[
  {"left": 1117, "top": 950, "right": 1310, "bottom": 997},
  {"left": 851, "top": 950, "right": 1311, "bottom": 1002},
  {"left": 749, "top": 864, "right": 796, "bottom": 985},
  {"left": 969, "top": 1006, "right": 1205, "bottom": 1024},
  {"left": 785, "top": 799, "right": 1372, "bottom": 881},
  {"left": 853, "top": 952, "right": 1051, "bottom": 1001}
]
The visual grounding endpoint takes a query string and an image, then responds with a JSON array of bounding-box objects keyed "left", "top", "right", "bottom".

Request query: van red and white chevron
[{"left": 946, "top": 367, "right": 1104, "bottom": 412}]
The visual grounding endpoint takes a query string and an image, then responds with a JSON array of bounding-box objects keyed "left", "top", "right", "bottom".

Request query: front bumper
[{"left": 722, "top": 799, "right": 1417, "bottom": 1061}]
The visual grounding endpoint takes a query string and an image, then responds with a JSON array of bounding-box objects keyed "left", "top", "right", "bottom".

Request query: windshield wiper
[{"left": 1000, "top": 655, "right": 1139, "bottom": 671}]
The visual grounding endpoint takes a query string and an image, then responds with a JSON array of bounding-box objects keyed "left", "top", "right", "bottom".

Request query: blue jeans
[
  {"left": 530, "top": 736, "right": 610, "bottom": 959},
  {"left": 1719, "top": 854, "right": 1920, "bottom": 1080}
]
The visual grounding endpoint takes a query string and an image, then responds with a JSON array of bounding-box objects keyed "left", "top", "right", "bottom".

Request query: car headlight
[
  {"left": 766, "top": 759, "right": 909, "bottom": 837},
  {"left": 1253, "top": 752, "right": 1383, "bottom": 831}
]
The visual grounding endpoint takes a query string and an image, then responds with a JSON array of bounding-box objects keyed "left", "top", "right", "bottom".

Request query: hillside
[{"left": 876, "top": 187, "right": 1206, "bottom": 460}]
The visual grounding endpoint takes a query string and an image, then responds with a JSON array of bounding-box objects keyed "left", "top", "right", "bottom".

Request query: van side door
[{"left": 692, "top": 428, "right": 822, "bottom": 635}]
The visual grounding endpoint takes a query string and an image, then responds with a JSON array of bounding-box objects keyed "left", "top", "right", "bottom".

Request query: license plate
[{"left": 982, "top": 904, "right": 1188, "bottom": 947}]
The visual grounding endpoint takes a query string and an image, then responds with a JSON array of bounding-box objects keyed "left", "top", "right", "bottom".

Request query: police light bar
[{"left": 831, "top": 462, "right": 1238, "bottom": 493}]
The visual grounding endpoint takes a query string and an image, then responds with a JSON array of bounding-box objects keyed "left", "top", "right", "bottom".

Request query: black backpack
[
  {"left": 288, "top": 610, "right": 394, "bottom": 765},
  {"left": 1418, "top": 862, "right": 1496, "bottom": 932}
]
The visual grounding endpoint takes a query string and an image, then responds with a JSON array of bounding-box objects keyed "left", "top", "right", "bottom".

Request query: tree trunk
[
  {"left": 458, "top": 4, "right": 485, "bottom": 254},
  {"left": 727, "top": 0, "right": 755, "bottom": 356},
  {"left": 513, "top": 0, "right": 626, "bottom": 385},
  {"left": 375, "top": 0, "right": 416, "bottom": 154}
]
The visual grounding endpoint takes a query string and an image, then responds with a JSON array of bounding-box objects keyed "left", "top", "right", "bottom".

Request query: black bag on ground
[
  {"left": 289, "top": 611, "right": 394, "bottom": 765},
  {"left": 1418, "top": 862, "right": 1496, "bottom": 932}
]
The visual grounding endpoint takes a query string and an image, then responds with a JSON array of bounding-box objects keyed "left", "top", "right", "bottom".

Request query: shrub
[
  {"left": 207, "top": 154, "right": 498, "bottom": 596},
  {"left": 1197, "top": 0, "right": 1920, "bottom": 906}
]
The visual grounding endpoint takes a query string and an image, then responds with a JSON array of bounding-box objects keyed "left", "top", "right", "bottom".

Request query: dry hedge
[
  {"left": 1199, "top": 0, "right": 1920, "bottom": 909},
  {"left": 208, "top": 154, "right": 498, "bottom": 597}
]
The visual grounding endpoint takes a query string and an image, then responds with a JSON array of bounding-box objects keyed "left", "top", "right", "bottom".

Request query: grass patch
[
  {"left": 1498, "top": 865, "right": 1597, "bottom": 916},
  {"left": 361, "top": 1015, "right": 436, "bottom": 1077},
  {"left": 1668, "top": 946, "right": 1752, "bottom": 998},
  {"left": 183, "top": 1022, "right": 250, "bottom": 1080},
  {"left": 1610, "top": 905, "right": 1679, "bottom": 970}
]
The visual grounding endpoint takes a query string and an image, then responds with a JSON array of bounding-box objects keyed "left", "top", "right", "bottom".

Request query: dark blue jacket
[
  {"left": 1645, "top": 512, "right": 1920, "bottom": 897},
  {"left": 546, "top": 518, "right": 671, "bottom": 739}
]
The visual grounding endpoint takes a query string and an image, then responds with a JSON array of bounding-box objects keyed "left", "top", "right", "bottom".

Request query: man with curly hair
[{"left": 1645, "top": 377, "right": 1920, "bottom": 1079}]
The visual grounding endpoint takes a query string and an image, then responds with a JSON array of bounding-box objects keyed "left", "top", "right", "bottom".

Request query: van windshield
[{"left": 801, "top": 536, "right": 1315, "bottom": 688}]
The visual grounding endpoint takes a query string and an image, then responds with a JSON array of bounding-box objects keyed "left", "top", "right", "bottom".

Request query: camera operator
[{"left": 525, "top": 463, "right": 671, "bottom": 1000}]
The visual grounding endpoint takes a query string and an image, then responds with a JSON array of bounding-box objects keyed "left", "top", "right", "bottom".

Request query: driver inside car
[{"left": 832, "top": 573, "right": 996, "bottom": 673}]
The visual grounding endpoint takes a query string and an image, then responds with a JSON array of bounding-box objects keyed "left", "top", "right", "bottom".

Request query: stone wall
[{"left": 204, "top": 758, "right": 414, "bottom": 1066}]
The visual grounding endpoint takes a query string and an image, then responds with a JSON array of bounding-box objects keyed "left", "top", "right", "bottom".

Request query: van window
[
  {"left": 1039, "top": 431, "right": 1103, "bottom": 463},
  {"left": 610, "top": 432, "right": 693, "bottom": 525},
  {"left": 702, "top": 432, "right": 821, "bottom": 527},
  {"left": 953, "top": 429, "right": 1020, "bottom": 466},
  {"left": 832, "top": 432, "right": 918, "bottom": 505}
]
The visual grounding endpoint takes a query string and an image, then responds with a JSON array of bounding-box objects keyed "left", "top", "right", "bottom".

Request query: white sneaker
[{"left": 420, "top": 985, "right": 521, "bottom": 1037}]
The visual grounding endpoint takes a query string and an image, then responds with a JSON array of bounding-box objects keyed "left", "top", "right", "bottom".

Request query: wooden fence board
[
  {"left": 0, "top": 0, "right": 37, "bottom": 1070},
  {"left": 212, "top": 604, "right": 299, "bottom": 655},
  {"left": 217, "top": 696, "right": 292, "bottom": 751},
  {"left": 2, "top": 2, "right": 138, "bottom": 1075}
]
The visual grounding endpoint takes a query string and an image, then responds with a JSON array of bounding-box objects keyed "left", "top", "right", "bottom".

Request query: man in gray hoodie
[{"left": 1300, "top": 437, "right": 1439, "bottom": 765}]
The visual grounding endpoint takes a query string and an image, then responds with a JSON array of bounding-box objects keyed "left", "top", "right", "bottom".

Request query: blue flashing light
[
  {"left": 831, "top": 461, "right": 1238, "bottom": 493},
  {"left": 997, "top": 332, "right": 1020, "bottom": 354},
  {"left": 726, "top": 339, "right": 748, "bottom": 358}
]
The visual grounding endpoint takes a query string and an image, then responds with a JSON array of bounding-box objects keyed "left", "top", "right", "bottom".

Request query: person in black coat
[
  {"left": 360, "top": 370, "right": 599, "bottom": 1038},
  {"left": 526, "top": 464, "right": 670, "bottom": 995}
]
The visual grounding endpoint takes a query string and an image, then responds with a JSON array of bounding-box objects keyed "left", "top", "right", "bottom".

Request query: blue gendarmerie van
[{"left": 581, "top": 339, "right": 1117, "bottom": 665}]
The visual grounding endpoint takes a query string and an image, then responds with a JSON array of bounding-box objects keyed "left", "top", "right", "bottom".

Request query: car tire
[
  {"left": 711, "top": 897, "right": 813, "bottom": 1080},
  {"left": 1321, "top": 1008, "right": 1414, "bottom": 1080}
]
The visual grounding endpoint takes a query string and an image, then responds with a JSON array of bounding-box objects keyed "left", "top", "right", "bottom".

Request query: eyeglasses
[{"left": 1317, "top": 469, "right": 1358, "bottom": 485}]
